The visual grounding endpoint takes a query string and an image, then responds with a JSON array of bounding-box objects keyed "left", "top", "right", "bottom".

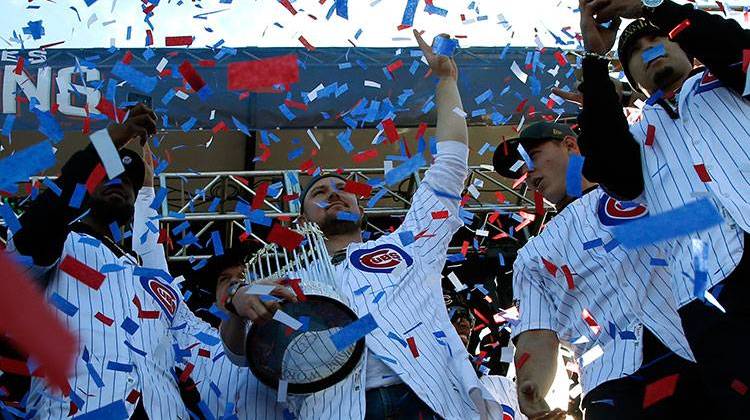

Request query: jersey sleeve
[
  {"left": 393, "top": 141, "right": 468, "bottom": 270},
  {"left": 511, "top": 252, "right": 557, "bottom": 339},
  {"left": 132, "top": 187, "right": 169, "bottom": 273}
]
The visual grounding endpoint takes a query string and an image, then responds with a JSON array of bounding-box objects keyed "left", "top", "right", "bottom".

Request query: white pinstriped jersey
[
  {"left": 512, "top": 188, "right": 695, "bottom": 396},
  {"left": 479, "top": 376, "right": 527, "bottom": 420},
  {"left": 12, "top": 188, "right": 189, "bottom": 418},
  {"left": 631, "top": 69, "right": 746, "bottom": 306},
  {"left": 232, "top": 141, "right": 508, "bottom": 419}
]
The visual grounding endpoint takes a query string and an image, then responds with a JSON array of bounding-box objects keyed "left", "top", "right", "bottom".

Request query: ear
[{"left": 562, "top": 135, "right": 581, "bottom": 154}]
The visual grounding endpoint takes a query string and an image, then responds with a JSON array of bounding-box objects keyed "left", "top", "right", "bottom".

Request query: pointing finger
[{"left": 413, "top": 29, "right": 432, "bottom": 57}]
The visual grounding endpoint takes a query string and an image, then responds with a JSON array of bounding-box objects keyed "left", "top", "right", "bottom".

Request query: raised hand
[
  {"left": 107, "top": 103, "right": 158, "bottom": 149},
  {"left": 518, "top": 380, "right": 556, "bottom": 418},
  {"left": 579, "top": 0, "right": 622, "bottom": 55},
  {"left": 413, "top": 29, "right": 458, "bottom": 80},
  {"left": 586, "top": 0, "right": 644, "bottom": 23}
]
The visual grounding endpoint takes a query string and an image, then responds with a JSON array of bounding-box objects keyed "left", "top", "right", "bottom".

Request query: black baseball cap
[
  {"left": 299, "top": 173, "right": 349, "bottom": 213},
  {"left": 617, "top": 19, "right": 665, "bottom": 91},
  {"left": 492, "top": 122, "right": 576, "bottom": 178},
  {"left": 190, "top": 244, "right": 254, "bottom": 292}
]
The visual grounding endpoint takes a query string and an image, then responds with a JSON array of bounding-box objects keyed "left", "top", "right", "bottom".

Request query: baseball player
[
  {"left": 8, "top": 104, "right": 218, "bottom": 418},
  {"left": 216, "top": 30, "right": 507, "bottom": 419},
  {"left": 576, "top": 0, "right": 750, "bottom": 416},
  {"left": 492, "top": 122, "right": 704, "bottom": 419}
]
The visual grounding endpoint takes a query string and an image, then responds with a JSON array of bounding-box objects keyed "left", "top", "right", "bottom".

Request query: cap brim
[{"left": 492, "top": 137, "right": 549, "bottom": 179}]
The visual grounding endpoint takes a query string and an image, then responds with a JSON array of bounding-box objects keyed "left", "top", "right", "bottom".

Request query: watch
[{"left": 642, "top": 0, "right": 663, "bottom": 9}]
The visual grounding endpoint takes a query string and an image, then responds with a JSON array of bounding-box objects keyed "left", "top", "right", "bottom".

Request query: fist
[{"left": 107, "top": 103, "right": 158, "bottom": 149}]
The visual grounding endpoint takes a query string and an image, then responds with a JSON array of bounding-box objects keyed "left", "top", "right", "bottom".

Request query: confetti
[
  {"left": 641, "top": 44, "right": 666, "bottom": 64},
  {"left": 0, "top": 140, "right": 55, "bottom": 192},
  {"left": 612, "top": 198, "right": 723, "bottom": 249},
  {"left": 668, "top": 19, "right": 691, "bottom": 39},
  {"left": 59, "top": 256, "right": 106, "bottom": 290},
  {"left": 267, "top": 223, "right": 304, "bottom": 251},
  {"left": 565, "top": 154, "right": 584, "bottom": 197},
  {"left": 432, "top": 36, "right": 458, "bottom": 56},
  {"left": 643, "top": 374, "right": 679, "bottom": 408},
  {"left": 50, "top": 292, "right": 78, "bottom": 317},
  {"left": 75, "top": 400, "right": 129, "bottom": 420},
  {"left": 89, "top": 129, "right": 125, "bottom": 180},
  {"left": 273, "top": 310, "right": 303, "bottom": 330},
  {"left": 330, "top": 313, "right": 378, "bottom": 352},
  {"left": 227, "top": 55, "right": 300, "bottom": 91}
]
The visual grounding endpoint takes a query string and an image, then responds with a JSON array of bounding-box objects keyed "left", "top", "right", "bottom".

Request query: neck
[
  {"left": 324, "top": 231, "right": 363, "bottom": 256},
  {"left": 556, "top": 178, "right": 598, "bottom": 210},
  {"left": 649, "top": 71, "right": 691, "bottom": 97},
  {"left": 81, "top": 217, "right": 116, "bottom": 240}
]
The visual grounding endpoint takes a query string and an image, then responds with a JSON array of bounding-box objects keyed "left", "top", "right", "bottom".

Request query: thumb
[{"left": 519, "top": 381, "right": 538, "bottom": 397}]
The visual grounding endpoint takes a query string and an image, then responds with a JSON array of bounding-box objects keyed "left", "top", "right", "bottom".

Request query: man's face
[
  {"left": 451, "top": 314, "right": 474, "bottom": 347},
  {"left": 524, "top": 139, "right": 574, "bottom": 205},
  {"left": 627, "top": 35, "right": 693, "bottom": 95},
  {"left": 89, "top": 176, "right": 137, "bottom": 225},
  {"left": 302, "top": 177, "right": 362, "bottom": 235},
  {"left": 215, "top": 265, "right": 246, "bottom": 302}
]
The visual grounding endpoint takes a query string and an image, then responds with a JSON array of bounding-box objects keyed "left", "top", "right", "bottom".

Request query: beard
[
  {"left": 318, "top": 213, "right": 361, "bottom": 237},
  {"left": 89, "top": 197, "right": 134, "bottom": 226},
  {"left": 652, "top": 65, "right": 679, "bottom": 91}
]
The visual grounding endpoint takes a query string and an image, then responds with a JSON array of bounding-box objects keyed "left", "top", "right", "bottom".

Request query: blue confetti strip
[
  {"left": 582, "top": 238, "right": 603, "bottom": 250},
  {"left": 150, "top": 188, "right": 168, "bottom": 210},
  {"left": 401, "top": 0, "right": 419, "bottom": 27},
  {"left": 75, "top": 400, "right": 129, "bottom": 420},
  {"left": 641, "top": 44, "right": 665, "bottom": 64},
  {"left": 195, "top": 332, "right": 221, "bottom": 346},
  {"left": 650, "top": 257, "right": 668, "bottom": 267},
  {"left": 565, "top": 155, "right": 585, "bottom": 197},
  {"left": 106, "top": 361, "right": 134, "bottom": 372},
  {"left": 69, "top": 183, "right": 87, "bottom": 209},
  {"left": 432, "top": 36, "right": 458, "bottom": 56},
  {"left": 211, "top": 230, "right": 224, "bottom": 256},
  {"left": 336, "top": 211, "right": 359, "bottom": 222},
  {"left": 120, "top": 317, "right": 139, "bottom": 335},
  {"left": 111, "top": 61, "right": 157, "bottom": 94},
  {"left": 335, "top": 0, "right": 348, "bottom": 19},
  {"left": 399, "top": 231, "right": 415, "bottom": 246},
  {"left": 612, "top": 198, "right": 724, "bottom": 249},
  {"left": 387, "top": 331, "right": 408, "bottom": 347},
  {"left": 385, "top": 154, "right": 425, "bottom": 186},
  {"left": 0, "top": 140, "right": 56, "bottom": 192},
  {"left": 50, "top": 293, "right": 78, "bottom": 316},
  {"left": 0, "top": 204, "right": 21, "bottom": 235},
  {"left": 330, "top": 313, "right": 379, "bottom": 352},
  {"left": 2, "top": 115, "right": 15, "bottom": 137}
]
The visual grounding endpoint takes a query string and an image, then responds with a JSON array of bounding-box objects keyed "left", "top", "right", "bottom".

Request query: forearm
[
  {"left": 436, "top": 77, "right": 468, "bottom": 145},
  {"left": 647, "top": 0, "right": 750, "bottom": 95},
  {"left": 220, "top": 315, "right": 249, "bottom": 364},
  {"left": 580, "top": 56, "right": 644, "bottom": 200},
  {"left": 515, "top": 330, "right": 560, "bottom": 396}
]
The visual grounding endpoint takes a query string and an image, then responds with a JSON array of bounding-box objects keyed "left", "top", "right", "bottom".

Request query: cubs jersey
[
  {"left": 629, "top": 69, "right": 747, "bottom": 306},
  {"left": 513, "top": 187, "right": 695, "bottom": 395}
]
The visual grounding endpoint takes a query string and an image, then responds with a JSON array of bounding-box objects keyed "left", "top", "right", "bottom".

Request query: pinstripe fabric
[
  {"left": 512, "top": 188, "right": 694, "bottom": 396},
  {"left": 281, "top": 142, "right": 503, "bottom": 419},
  {"left": 631, "top": 70, "right": 746, "bottom": 307}
]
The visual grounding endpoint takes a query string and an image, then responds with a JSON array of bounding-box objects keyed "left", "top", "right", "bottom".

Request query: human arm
[
  {"left": 577, "top": 0, "right": 645, "bottom": 201},
  {"left": 591, "top": 0, "right": 750, "bottom": 95},
  {"left": 132, "top": 143, "right": 168, "bottom": 272}
]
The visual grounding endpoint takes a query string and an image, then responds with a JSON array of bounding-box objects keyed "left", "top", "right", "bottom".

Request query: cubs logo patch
[
  {"left": 140, "top": 277, "right": 179, "bottom": 322},
  {"left": 597, "top": 194, "right": 648, "bottom": 226},
  {"left": 694, "top": 69, "right": 722, "bottom": 94},
  {"left": 350, "top": 244, "right": 413, "bottom": 274}
]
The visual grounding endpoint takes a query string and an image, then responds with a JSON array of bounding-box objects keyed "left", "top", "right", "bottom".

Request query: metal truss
[{"left": 155, "top": 165, "right": 555, "bottom": 261}]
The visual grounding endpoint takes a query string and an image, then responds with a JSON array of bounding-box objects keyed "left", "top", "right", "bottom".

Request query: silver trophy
[{"left": 244, "top": 223, "right": 365, "bottom": 394}]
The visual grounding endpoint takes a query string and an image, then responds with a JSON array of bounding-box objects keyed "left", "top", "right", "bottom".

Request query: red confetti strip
[
  {"left": 211, "top": 121, "right": 228, "bottom": 134},
  {"left": 85, "top": 164, "right": 107, "bottom": 193},
  {"left": 126, "top": 389, "right": 141, "bottom": 404},
  {"left": 743, "top": 49, "right": 750, "bottom": 73},
  {"left": 251, "top": 182, "right": 269, "bottom": 210},
  {"left": 554, "top": 51, "right": 567, "bottom": 66},
  {"left": 386, "top": 59, "right": 404, "bottom": 73},
  {"left": 511, "top": 173, "right": 528, "bottom": 189},
  {"left": 0, "top": 253, "right": 76, "bottom": 393},
  {"left": 643, "top": 374, "right": 679, "bottom": 408},
  {"left": 279, "top": 0, "right": 298, "bottom": 15},
  {"left": 283, "top": 278, "right": 307, "bottom": 302},
  {"left": 645, "top": 124, "right": 656, "bottom": 146},
  {"left": 145, "top": 29, "right": 154, "bottom": 46},
  {"left": 198, "top": 59, "right": 216, "bottom": 68},
  {"left": 59, "top": 256, "right": 105, "bottom": 290},
  {"left": 165, "top": 36, "right": 194, "bottom": 47},
  {"left": 415, "top": 122, "right": 428, "bottom": 142},
  {"left": 668, "top": 19, "right": 691, "bottom": 39},
  {"left": 406, "top": 336, "right": 419, "bottom": 358},
  {"left": 13, "top": 57, "right": 24, "bottom": 75},
  {"left": 343, "top": 180, "right": 373, "bottom": 197},
  {"left": 431, "top": 210, "right": 449, "bottom": 219},
  {"left": 132, "top": 296, "right": 160, "bottom": 319},
  {"left": 282, "top": 193, "right": 299, "bottom": 202},
  {"left": 382, "top": 118, "right": 400, "bottom": 143},
  {"left": 228, "top": 55, "right": 300, "bottom": 91},
  {"left": 179, "top": 362, "right": 195, "bottom": 383},
  {"left": 731, "top": 379, "right": 748, "bottom": 395},
  {"left": 284, "top": 99, "right": 308, "bottom": 111},
  {"left": 122, "top": 51, "right": 133, "bottom": 65},
  {"left": 516, "top": 352, "right": 530, "bottom": 370},
  {"left": 534, "top": 191, "right": 545, "bottom": 215},
  {"left": 178, "top": 60, "right": 206, "bottom": 92},
  {"left": 581, "top": 309, "right": 600, "bottom": 335},
  {"left": 460, "top": 240, "right": 469, "bottom": 256},
  {"left": 352, "top": 149, "right": 378, "bottom": 163},
  {"left": 693, "top": 164, "right": 712, "bottom": 182},
  {"left": 198, "top": 348, "right": 211, "bottom": 358},
  {"left": 94, "top": 312, "right": 114, "bottom": 326},
  {"left": 561, "top": 265, "right": 575, "bottom": 289},
  {"left": 298, "top": 35, "right": 316, "bottom": 51},
  {"left": 95, "top": 97, "right": 127, "bottom": 122},
  {"left": 541, "top": 257, "right": 558, "bottom": 276},
  {"left": 267, "top": 224, "right": 304, "bottom": 251}
]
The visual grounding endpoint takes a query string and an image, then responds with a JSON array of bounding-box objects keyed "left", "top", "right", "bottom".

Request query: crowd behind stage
[{"left": 1, "top": 0, "right": 750, "bottom": 419}]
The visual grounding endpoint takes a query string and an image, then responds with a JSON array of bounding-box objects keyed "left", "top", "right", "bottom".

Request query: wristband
[{"left": 223, "top": 281, "right": 248, "bottom": 317}]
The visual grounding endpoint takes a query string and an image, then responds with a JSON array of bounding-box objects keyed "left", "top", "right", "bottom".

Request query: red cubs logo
[
  {"left": 597, "top": 194, "right": 648, "bottom": 226},
  {"left": 694, "top": 69, "right": 722, "bottom": 94},
  {"left": 140, "top": 277, "right": 179, "bottom": 321},
  {"left": 350, "top": 244, "right": 413, "bottom": 274}
]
